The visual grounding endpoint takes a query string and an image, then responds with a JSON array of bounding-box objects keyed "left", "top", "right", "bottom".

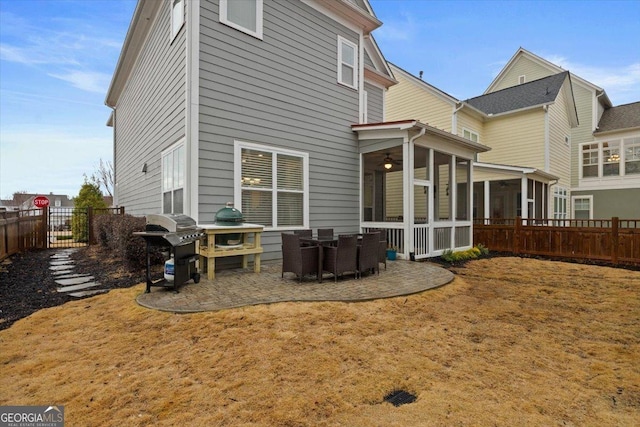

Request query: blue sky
[{"left": 1, "top": 0, "right": 639, "bottom": 200}]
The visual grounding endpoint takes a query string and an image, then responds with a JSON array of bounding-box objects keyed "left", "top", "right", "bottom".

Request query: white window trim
[
  {"left": 579, "top": 141, "right": 601, "bottom": 180},
  {"left": 571, "top": 195, "right": 593, "bottom": 220},
  {"left": 220, "top": 0, "right": 264, "bottom": 40},
  {"left": 553, "top": 186, "right": 568, "bottom": 220},
  {"left": 161, "top": 139, "right": 186, "bottom": 214},
  {"left": 170, "top": 0, "right": 185, "bottom": 42},
  {"left": 234, "top": 141, "right": 309, "bottom": 231},
  {"left": 337, "top": 35, "right": 358, "bottom": 90},
  {"left": 462, "top": 127, "right": 479, "bottom": 143}
]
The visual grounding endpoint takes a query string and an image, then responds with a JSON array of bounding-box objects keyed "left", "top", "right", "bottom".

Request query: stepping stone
[
  {"left": 54, "top": 273, "right": 88, "bottom": 279},
  {"left": 55, "top": 276, "right": 95, "bottom": 286},
  {"left": 50, "top": 260, "right": 74, "bottom": 266},
  {"left": 69, "top": 289, "right": 109, "bottom": 298},
  {"left": 52, "top": 270, "right": 74, "bottom": 276},
  {"left": 50, "top": 265, "right": 75, "bottom": 271},
  {"left": 57, "top": 282, "right": 102, "bottom": 293},
  {"left": 51, "top": 255, "right": 70, "bottom": 259}
]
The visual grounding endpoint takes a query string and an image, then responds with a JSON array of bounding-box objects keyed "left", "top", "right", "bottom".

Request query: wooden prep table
[{"left": 198, "top": 223, "right": 264, "bottom": 280}]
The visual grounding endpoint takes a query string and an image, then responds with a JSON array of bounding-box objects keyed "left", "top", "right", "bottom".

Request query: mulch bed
[{"left": 0, "top": 247, "right": 152, "bottom": 331}]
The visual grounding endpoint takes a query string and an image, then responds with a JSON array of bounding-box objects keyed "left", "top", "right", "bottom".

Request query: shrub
[
  {"left": 440, "top": 245, "right": 489, "bottom": 264},
  {"left": 91, "top": 214, "right": 164, "bottom": 270},
  {"left": 93, "top": 213, "right": 117, "bottom": 248}
]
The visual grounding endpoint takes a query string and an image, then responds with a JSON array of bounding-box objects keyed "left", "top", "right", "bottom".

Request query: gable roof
[
  {"left": 363, "top": 35, "right": 397, "bottom": 88},
  {"left": 485, "top": 47, "right": 613, "bottom": 108},
  {"left": 595, "top": 101, "right": 640, "bottom": 134},
  {"left": 465, "top": 72, "right": 576, "bottom": 119},
  {"left": 387, "top": 62, "right": 459, "bottom": 105}
]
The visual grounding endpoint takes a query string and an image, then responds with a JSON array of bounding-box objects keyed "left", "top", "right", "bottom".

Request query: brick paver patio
[{"left": 136, "top": 260, "right": 454, "bottom": 313}]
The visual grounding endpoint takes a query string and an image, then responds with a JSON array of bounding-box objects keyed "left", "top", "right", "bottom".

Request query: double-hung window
[
  {"left": 625, "top": 137, "right": 640, "bottom": 175},
  {"left": 581, "top": 143, "right": 599, "bottom": 178},
  {"left": 236, "top": 142, "right": 308, "bottom": 229},
  {"left": 553, "top": 187, "right": 568, "bottom": 220},
  {"left": 337, "top": 36, "right": 358, "bottom": 89},
  {"left": 462, "top": 128, "right": 479, "bottom": 143},
  {"left": 602, "top": 141, "right": 620, "bottom": 176},
  {"left": 162, "top": 143, "right": 185, "bottom": 214},
  {"left": 220, "top": 0, "right": 263, "bottom": 39},
  {"left": 572, "top": 196, "right": 592, "bottom": 220}
]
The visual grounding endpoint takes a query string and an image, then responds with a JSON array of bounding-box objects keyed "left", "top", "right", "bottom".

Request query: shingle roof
[
  {"left": 595, "top": 101, "right": 640, "bottom": 133},
  {"left": 465, "top": 72, "right": 570, "bottom": 115}
]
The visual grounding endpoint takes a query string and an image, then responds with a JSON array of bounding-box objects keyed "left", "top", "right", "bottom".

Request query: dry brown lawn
[{"left": 1, "top": 257, "right": 639, "bottom": 426}]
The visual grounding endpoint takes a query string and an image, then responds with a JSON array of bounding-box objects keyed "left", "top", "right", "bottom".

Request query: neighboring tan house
[
  {"left": 572, "top": 101, "right": 640, "bottom": 218},
  {"left": 386, "top": 63, "right": 577, "bottom": 221},
  {"left": 484, "top": 48, "right": 639, "bottom": 219},
  {"left": 106, "top": 0, "right": 489, "bottom": 260}
]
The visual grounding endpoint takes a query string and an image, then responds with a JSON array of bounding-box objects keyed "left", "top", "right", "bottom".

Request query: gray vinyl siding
[
  {"left": 364, "top": 49, "right": 374, "bottom": 68},
  {"left": 365, "top": 82, "right": 384, "bottom": 123},
  {"left": 114, "top": 1, "right": 186, "bottom": 214},
  {"left": 198, "top": 0, "right": 361, "bottom": 260}
]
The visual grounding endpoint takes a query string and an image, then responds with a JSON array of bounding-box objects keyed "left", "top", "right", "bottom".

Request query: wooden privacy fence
[
  {"left": 0, "top": 207, "right": 125, "bottom": 261},
  {"left": 473, "top": 217, "right": 640, "bottom": 266}
]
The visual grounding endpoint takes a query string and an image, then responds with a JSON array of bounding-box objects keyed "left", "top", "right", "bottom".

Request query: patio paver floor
[{"left": 136, "top": 260, "right": 454, "bottom": 313}]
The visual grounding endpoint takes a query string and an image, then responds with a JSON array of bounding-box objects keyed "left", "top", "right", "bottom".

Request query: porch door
[{"left": 413, "top": 183, "right": 430, "bottom": 258}]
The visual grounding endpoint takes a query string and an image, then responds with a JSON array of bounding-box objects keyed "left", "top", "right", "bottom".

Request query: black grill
[{"left": 134, "top": 214, "right": 205, "bottom": 293}]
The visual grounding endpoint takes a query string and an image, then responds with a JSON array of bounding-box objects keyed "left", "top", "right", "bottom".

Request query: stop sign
[{"left": 33, "top": 196, "right": 50, "bottom": 208}]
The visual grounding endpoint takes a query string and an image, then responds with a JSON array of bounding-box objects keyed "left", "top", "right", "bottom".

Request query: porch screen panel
[
  {"left": 434, "top": 151, "right": 451, "bottom": 221},
  {"left": 413, "top": 185, "right": 428, "bottom": 224},
  {"left": 456, "top": 158, "right": 470, "bottom": 220},
  {"left": 276, "top": 154, "right": 304, "bottom": 227},
  {"left": 414, "top": 146, "right": 429, "bottom": 181}
]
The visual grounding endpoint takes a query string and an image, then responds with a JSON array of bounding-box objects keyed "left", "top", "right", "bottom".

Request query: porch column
[
  {"left": 403, "top": 140, "right": 412, "bottom": 259},
  {"left": 484, "top": 181, "right": 490, "bottom": 224},
  {"left": 521, "top": 176, "right": 528, "bottom": 220}
]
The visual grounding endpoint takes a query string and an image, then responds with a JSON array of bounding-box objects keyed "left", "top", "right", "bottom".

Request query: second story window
[
  {"left": 220, "top": 0, "right": 263, "bottom": 39},
  {"left": 337, "top": 36, "right": 358, "bottom": 89},
  {"left": 462, "top": 128, "right": 479, "bottom": 143}
]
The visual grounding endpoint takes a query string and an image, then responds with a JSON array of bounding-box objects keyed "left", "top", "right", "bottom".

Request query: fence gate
[{"left": 47, "top": 207, "right": 90, "bottom": 249}]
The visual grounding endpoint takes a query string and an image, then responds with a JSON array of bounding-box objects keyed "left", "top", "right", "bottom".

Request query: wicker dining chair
[
  {"left": 317, "top": 228, "right": 334, "bottom": 239},
  {"left": 281, "top": 233, "right": 319, "bottom": 282},
  {"left": 294, "top": 229, "right": 313, "bottom": 246},
  {"left": 322, "top": 234, "right": 358, "bottom": 282},
  {"left": 358, "top": 232, "right": 380, "bottom": 278}
]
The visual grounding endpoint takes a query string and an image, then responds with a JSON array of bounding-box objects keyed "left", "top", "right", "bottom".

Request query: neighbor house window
[
  {"left": 581, "top": 143, "right": 599, "bottom": 178},
  {"left": 572, "top": 196, "right": 592, "bottom": 220},
  {"left": 236, "top": 142, "right": 308, "bottom": 229},
  {"left": 553, "top": 186, "right": 568, "bottom": 220},
  {"left": 602, "top": 141, "right": 620, "bottom": 176},
  {"left": 162, "top": 142, "right": 185, "bottom": 214},
  {"left": 171, "top": 0, "right": 185, "bottom": 40},
  {"left": 625, "top": 137, "right": 640, "bottom": 175},
  {"left": 462, "top": 128, "right": 479, "bottom": 143},
  {"left": 581, "top": 138, "right": 640, "bottom": 178},
  {"left": 337, "top": 36, "right": 358, "bottom": 89},
  {"left": 220, "top": 0, "right": 263, "bottom": 39}
]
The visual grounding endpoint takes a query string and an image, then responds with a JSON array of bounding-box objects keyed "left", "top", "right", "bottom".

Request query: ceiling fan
[{"left": 379, "top": 153, "right": 401, "bottom": 170}]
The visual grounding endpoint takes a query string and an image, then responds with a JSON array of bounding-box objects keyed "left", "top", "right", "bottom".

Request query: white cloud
[
  {"left": 544, "top": 55, "right": 640, "bottom": 105},
  {"left": 48, "top": 70, "right": 113, "bottom": 94}
]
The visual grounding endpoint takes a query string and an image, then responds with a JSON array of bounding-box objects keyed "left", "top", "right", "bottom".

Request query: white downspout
[
  {"left": 452, "top": 102, "right": 464, "bottom": 136},
  {"left": 405, "top": 127, "right": 426, "bottom": 259},
  {"left": 544, "top": 105, "right": 550, "bottom": 172}
]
